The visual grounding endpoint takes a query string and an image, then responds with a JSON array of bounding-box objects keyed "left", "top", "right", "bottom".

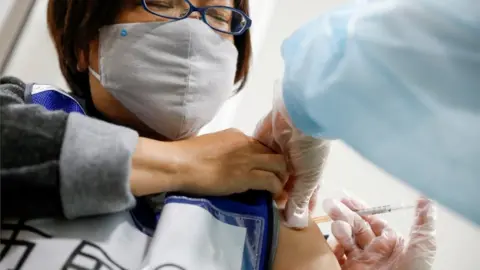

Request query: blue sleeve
[
  {"left": 280, "top": 0, "right": 480, "bottom": 224},
  {"left": 281, "top": 0, "right": 479, "bottom": 139},
  {"left": 281, "top": 4, "right": 353, "bottom": 138}
]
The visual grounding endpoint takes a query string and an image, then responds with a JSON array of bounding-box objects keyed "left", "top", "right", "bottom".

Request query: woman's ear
[
  {"left": 87, "top": 39, "right": 100, "bottom": 72},
  {"left": 77, "top": 39, "right": 98, "bottom": 72},
  {"left": 77, "top": 49, "right": 89, "bottom": 72}
]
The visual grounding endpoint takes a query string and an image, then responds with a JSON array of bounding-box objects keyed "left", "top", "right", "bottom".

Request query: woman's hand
[
  {"left": 130, "top": 129, "right": 288, "bottom": 197},
  {"left": 324, "top": 197, "right": 437, "bottom": 270}
]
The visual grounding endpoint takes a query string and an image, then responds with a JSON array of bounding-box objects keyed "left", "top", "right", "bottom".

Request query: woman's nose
[{"left": 188, "top": 11, "right": 202, "bottom": 20}]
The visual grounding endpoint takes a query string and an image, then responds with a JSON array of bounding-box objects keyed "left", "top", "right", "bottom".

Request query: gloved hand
[
  {"left": 254, "top": 81, "right": 330, "bottom": 228},
  {"left": 323, "top": 197, "right": 437, "bottom": 270}
]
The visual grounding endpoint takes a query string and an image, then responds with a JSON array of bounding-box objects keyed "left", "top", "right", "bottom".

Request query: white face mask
[{"left": 90, "top": 19, "right": 238, "bottom": 140}]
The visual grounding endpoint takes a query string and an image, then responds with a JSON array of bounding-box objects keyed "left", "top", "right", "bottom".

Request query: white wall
[
  {"left": 3, "top": 0, "right": 479, "bottom": 269},
  {"left": 200, "top": 0, "right": 278, "bottom": 134},
  {"left": 232, "top": 1, "right": 480, "bottom": 270},
  {"left": 0, "top": 1, "right": 15, "bottom": 25},
  {"left": 0, "top": 0, "right": 36, "bottom": 72},
  {"left": 3, "top": 0, "right": 69, "bottom": 89}
]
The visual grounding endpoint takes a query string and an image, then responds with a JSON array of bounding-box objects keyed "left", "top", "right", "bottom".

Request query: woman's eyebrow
[{"left": 202, "top": 0, "right": 234, "bottom": 7}]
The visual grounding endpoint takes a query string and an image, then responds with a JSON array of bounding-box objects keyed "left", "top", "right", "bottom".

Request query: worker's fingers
[
  {"left": 309, "top": 185, "right": 319, "bottom": 212},
  {"left": 287, "top": 176, "right": 319, "bottom": 211},
  {"left": 328, "top": 238, "right": 347, "bottom": 266},
  {"left": 402, "top": 198, "right": 437, "bottom": 269},
  {"left": 331, "top": 221, "right": 357, "bottom": 255},
  {"left": 337, "top": 254, "right": 347, "bottom": 266},
  {"left": 249, "top": 170, "right": 285, "bottom": 196},
  {"left": 409, "top": 198, "right": 437, "bottom": 250},
  {"left": 364, "top": 227, "right": 403, "bottom": 262},
  {"left": 413, "top": 198, "right": 436, "bottom": 230},
  {"left": 341, "top": 198, "right": 389, "bottom": 236},
  {"left": 332, "top": 244, "right": 345, "bottom": 263},
  {"left": 273, "top": 179, "right": 319, "bottom": 211},
  {"left": 284, "top": 198, "right": 309, "bottom": 228},
  {"left": 327, "top": 231, "right": 345, "bottom": 262},
  {"left": 350, "top": 215, "right": 376, "bottom": 250},
  {"left": 324, "top": 199, "right": 376, "bottom": 249},
  {"left": 367, "top": 218, "right": 390, "bottom": 238}
]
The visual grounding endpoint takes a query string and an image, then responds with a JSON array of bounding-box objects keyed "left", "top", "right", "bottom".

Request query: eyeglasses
[{"left": 141, "top": 0, "right": 252, "bottom": 36}]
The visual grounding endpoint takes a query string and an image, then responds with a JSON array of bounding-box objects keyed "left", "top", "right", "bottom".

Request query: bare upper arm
[{"left": 273, "top": 217, "right": 340, "bottom": 270}]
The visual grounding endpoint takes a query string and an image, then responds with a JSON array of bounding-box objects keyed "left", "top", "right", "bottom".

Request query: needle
[{"left": 314, "top": 204, "right": 415, "bottom": 224}]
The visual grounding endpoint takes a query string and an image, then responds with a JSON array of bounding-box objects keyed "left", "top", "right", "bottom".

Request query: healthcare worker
[
  {"left": 255, "top": 0, "right": 480, "bottom": 226},
  {"left": 0, "top": 0, "right": 341, "bottom": 269}
]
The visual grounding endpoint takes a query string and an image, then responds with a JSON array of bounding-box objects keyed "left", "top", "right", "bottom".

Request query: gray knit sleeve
[
  {"left": 60, "top": 113, "right": 138, "bottom": 218},
  {"left": 0, "top": 77, "right": 138, "bottom": 219}
]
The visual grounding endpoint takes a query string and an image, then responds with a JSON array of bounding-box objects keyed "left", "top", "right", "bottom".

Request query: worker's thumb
[{"left": 400, "top": 198, "right": 437, "bottom": 270}]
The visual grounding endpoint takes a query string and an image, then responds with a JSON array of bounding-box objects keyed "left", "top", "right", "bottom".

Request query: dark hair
[{"left": 47, "top": 0, "right": 252, "bottom": 98}]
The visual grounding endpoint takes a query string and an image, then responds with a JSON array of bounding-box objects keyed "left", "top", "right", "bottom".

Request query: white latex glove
[
  {"left": 254, "top": 81, "right": 330, "bottom": 228},
  {"left": 323, "top": 197, "right": 437, "bottom": 270}
]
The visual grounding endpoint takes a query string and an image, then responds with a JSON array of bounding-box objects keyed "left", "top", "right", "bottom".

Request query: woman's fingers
[
  {"left": 248, "top": 152, "right": 289, "bottom": 196},
  {"left": 274, "top": 190, "right": 289, "bottom": 208},
  {"left": 251, "top": 153, "right": 289, "bottom": 180},
  {"left": 324, "top": 199, "right": 376, "bottom": 249},
  {"left": 249, "top": 170, "right": 285, "bottom": 196}
]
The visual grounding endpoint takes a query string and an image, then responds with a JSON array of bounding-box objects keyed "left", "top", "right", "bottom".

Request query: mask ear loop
[
  {"left": 87, "top": 26, "right": 112, "bottom": 84},
  {"left": 88, "top": 67, "right": 102, "bottom": 82}
]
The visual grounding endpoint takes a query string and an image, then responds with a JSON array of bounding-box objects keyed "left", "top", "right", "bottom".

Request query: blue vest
[{"left": 28, "top": 84, "right": 275, "bottom": 270}]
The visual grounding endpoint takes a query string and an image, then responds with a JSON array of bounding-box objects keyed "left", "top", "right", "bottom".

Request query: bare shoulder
[{"left": 273, "top": 217, "right": 340, "bottom": 270}]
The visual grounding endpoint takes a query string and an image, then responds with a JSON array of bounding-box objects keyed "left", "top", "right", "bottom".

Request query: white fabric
[
  {"left": 142, "top": 203, "right": 247, "bottom": 270},
  {"left": 0, "top": 213, "right": 149, "bottom": 270},
  {"left": 1, "top": 205, "right": 254, "bottom": 270}
]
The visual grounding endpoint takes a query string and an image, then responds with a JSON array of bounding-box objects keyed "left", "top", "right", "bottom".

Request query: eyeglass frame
[{"left": 141, "top": 0, "right": 252, "bottom": 36}]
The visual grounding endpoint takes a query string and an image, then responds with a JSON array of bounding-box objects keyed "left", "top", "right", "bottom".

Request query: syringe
[{"left": 314, "top": 204, "right": 415, "bottom": 224}]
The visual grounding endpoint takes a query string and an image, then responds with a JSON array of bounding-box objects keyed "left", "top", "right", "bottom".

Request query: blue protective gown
[{"left": 281, "top": 0, "right": 480, "bottom": 224}]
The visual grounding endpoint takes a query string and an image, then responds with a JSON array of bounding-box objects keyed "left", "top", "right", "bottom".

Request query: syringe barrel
[{"left": 356, "top": 205, "right": 392, "bottom": 215}]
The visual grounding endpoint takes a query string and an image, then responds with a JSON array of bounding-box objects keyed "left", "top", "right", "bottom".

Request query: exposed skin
[
  {"left": 77, "top": 0, "right": 340, "bottom": 269},
  {"left": 275, "top": 217, "right": 341, "bottom": 270}
]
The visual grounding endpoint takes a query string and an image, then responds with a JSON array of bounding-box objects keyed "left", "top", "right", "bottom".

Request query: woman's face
[{"left": 85, "top": 0, "right": 236, "bottom": 140}]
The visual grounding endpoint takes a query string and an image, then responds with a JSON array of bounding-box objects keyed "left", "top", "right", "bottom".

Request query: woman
[{"left": 0, "top": 0, "right": 338, "bottom": 269}]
